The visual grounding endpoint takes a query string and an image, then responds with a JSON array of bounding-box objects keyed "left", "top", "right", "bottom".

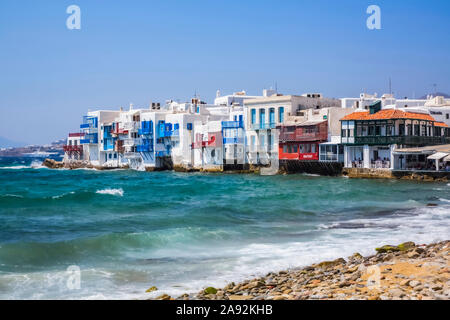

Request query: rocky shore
[{"left": 153, "top": 241, "right": 449, "bottom": 300}]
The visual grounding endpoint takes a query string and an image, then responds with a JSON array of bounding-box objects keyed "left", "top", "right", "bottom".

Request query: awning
[
  {"left": 427, "top": 152, "right": 449, "bottom": 160},
  {"left": 444, "top": 155, "right": 450, "bottom": 162}
]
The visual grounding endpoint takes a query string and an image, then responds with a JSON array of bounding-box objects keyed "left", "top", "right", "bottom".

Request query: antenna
[{"left": 389, "top": 77, "right": 392, "bottom": 95}]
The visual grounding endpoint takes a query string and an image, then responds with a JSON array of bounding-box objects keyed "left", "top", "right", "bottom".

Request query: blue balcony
[
  {"left": 80, "top": 116, "right": 98, "bottom": 129},
  {"left": 80, "top": 133, "right": 98, "bottom": 144},
  {"left": 137, "top": 144, "right": 154, "bottom": 152},
  {"left": 222, "top": 121, "right": 244, "bottom": 129},
  {"left": 139, "top": 121, "right": 153, "bottom": 136},
  {"left": 223, "top": 137, "right": 244, "bottom": 144}
]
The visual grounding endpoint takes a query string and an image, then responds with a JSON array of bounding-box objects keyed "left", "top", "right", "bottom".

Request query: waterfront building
[
  {"left": 63, "top": 133, "right": 84, "bottom": 161},
  {"left": 392, "top": 144, "right": 450, "bottom": 171},
  {"left": 79, "top": 110, "right": 121, "bottom": 166},
  {"left": 244, "top": 92, "right": 341, "bottom": 166},
  {"left": 222, "top": 107, "right": 246, "bottom": 168},
  {"left": 340, "top": 101, "right": 450, "bottom": 170}
]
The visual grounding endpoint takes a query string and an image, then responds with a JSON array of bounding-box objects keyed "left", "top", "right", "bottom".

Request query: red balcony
[
  {"left": 69, "top": 133, "right": 85, "bottom": 138},
  {"left": 279, "top": 121, "right": 328, "bottom": 142},
  {"left": 111, "top": 123, "right": 129, "bottom": 136}
]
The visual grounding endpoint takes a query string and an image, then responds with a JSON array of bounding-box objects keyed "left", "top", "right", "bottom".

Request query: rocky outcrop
[
  {"left": 42, "top": 158, "right": 64, "bottom": 169},
  {"left": 158, "top": 240, "right": 449, "bottom": 300}
]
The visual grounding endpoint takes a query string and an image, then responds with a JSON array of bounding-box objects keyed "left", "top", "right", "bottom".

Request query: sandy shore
[{"left": 153, "top": 240, "right": 449, "bottom": 300}]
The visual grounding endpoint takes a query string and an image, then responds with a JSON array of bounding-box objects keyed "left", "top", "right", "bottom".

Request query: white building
[{"left": 244, "top": 92, "right": 341, "bottom": 166}]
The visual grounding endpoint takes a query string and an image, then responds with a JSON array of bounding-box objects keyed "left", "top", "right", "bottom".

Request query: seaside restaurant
[
  {"left": 340, "top": 101, "right": 450, "bottom": 170},
  {"left": 392, "top": 144, "right": 450, "bottom": 172}
]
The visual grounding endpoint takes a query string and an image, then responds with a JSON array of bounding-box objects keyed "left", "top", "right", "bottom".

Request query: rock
[
  {"left": 156, "top": 294, "right": 171, "bottom": 300},
  {"left": 146, "top": 286, "right": 158, "bottom": 293},
  {"left": 204, "top": 287, "right": 218, "bottom": 295},
  {"left": 348, "top": 253, "right": 364, "bottom": 262},
  {"left": 376, "top": 245, "right": 400, "bottom": 253},
  {"left": 409, "top": 280, "right": 421, "bottom": 288},
  {"left": 228, "top": 295, "right": 253, "bottom": 300},
  {"left": 389, "top": 288, "right": 405, "bottom": 298},
  {"left": 407, "top": 250, "right": 420, "bottom": 259},
  {"left": 42, "top": 158, "right": 64, "bottom": 169},
  {"left": 272, "top": 295, "right": 286, "bottom": 300},
  {"left": 316, "top": 258, "right": 346, "bottom": 270}
]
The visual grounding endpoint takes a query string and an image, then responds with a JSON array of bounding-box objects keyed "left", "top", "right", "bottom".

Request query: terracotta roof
[
  {"left": 435, "top": 122, "right": 449, "bottom": 128},
  {"left": 341, "top": 109, "right": 436, "bottom": 122}
]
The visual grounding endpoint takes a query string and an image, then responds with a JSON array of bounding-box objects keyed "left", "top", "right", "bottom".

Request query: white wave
[
  {"left": 96, "top": 188, "right": 124, "bottom": 197},
  {"left": 0, "top": 165, "right": 31, "bottom": 170},
  {"left": 1, "top": 194, "right": 24, "bottom": 198},
  {"left": 52, "top": 192, "right": 75, "bottom": 199},
  {"left": 0, "top": 160, "right": 46, "bottom": 170}
]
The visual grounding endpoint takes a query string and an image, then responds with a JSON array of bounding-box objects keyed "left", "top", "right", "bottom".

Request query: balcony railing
[
  {"left": 123, "top": 138, "right": 139, "bottom": 146},
  {"left": 351, "top": 135, "right": 450, "bottom": 146},
  {"left": 279, "top": 130, "right": 328, "bottom": 142},
  {"left": 69, "top": 133, "right": 85, "bottom": 138},
  {"left": 223, "top": 137, "right": 244, "bottom": 144},
  {"left": 222, "top": 121, "right": 244, "bottom": 129},
  {"left": 63, "top": 145, "right": 83, "bottom": 153},
  {"left": 80, "top": 116, "right": 98, "bottom": 130},
  {"left": 251, "top": 123, "right": 276, "bottom": 130},
  {"left": 80, "top": 133, "right": 98, "bottom": 144},
  {"left": 138, "top": 127, "right": 153, "bottom": 135},
  {"left": 123, "top": 122, "right": 138, "bottom": 131},
  {"left": 136, "top": 144, "right": 154, "bottom": 152}
]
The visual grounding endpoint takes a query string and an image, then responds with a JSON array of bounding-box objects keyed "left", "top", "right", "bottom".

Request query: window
[
  {"left": 342, "top": 129, "right": 347, "bottom": 137},
  {"left": 311, "top": 144, "right": 316, "bottom": 153},
  {"left": 283, "top": 145, "right": 288, "bottom": 153},
  {"left": 269, "top": 108, "right": 275, "bottom": 124},
  {"left": 279, "top": 107, "right": 284, "bottom": 123},
  {"left": 259, "top": 109, "right": 265, "bottom": 126},
  {"left": 292, "top": 145, "right": 298, "bottom": 153},
  {"left": 251, "top": 109, "right": 256, "bottom": 124},
  {"left": 447, "top": 114, "right": 449, "bottom": 120}
]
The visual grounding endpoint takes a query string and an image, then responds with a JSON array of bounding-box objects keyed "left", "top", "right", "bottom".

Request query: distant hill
[
  {"left": 419, "top": 92, "right": 450, "bottom": 99},
  {"left": 0, "top": 136, "right": 26, "bottom": 148}
]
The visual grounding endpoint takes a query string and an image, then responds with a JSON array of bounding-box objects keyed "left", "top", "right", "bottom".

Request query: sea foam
[{"left": 96, "top": 188, "right": 124, "bottom": 197}]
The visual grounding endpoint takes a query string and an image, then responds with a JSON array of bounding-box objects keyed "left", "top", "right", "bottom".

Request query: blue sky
[{"left": 1, "top": 0, "right": 450, "bottom": 145}]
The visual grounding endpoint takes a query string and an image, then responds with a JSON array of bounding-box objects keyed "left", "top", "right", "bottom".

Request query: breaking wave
[{"left": 96, "top": 188, "right": 124, "bottom": 197}]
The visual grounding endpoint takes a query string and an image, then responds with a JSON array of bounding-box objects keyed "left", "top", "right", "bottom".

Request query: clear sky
[{"left": 1, "top": 0, "right": 450, "bottom": 145}]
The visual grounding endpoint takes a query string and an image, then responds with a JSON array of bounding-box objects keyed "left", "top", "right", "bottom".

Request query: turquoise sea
[{"left": 0, "top": 157, "right": 449, "bottom": 299}]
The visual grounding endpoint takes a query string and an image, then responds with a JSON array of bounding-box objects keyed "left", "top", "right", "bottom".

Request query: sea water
[{"left": 0, "top": 157, "right": 448, "bottom": 299}]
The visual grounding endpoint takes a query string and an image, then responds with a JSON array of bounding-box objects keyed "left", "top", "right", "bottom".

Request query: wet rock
[
  {"left": 204, "top": 287, "right": 218, "bottom": 295},
  {"left": 146, "top": 286, "right": 158, "bottom": 293},
  {"left": 156, "top": 294, "right": 171, "bottom": 300},
  {"left": 376, "top": 245, "right": 400, "bottom": 253},
  {"left": 42, "top": 158, "right": 64, "bottom": 169}
]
